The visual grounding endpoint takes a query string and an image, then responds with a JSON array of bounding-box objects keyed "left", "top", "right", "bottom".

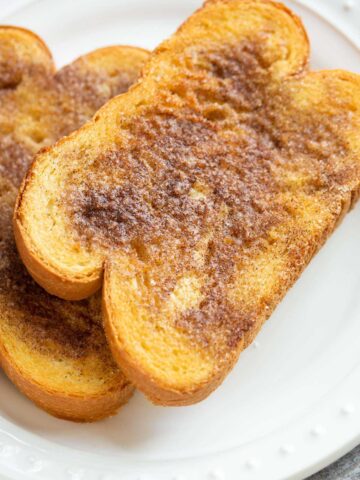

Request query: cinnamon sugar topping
[{"left": 68, "top": 40, "right": 353, "bottom": 353}]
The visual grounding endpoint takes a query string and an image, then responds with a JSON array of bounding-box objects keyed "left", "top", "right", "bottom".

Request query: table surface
[{"left": 308, "top": 445, "right": 360, "bottom": 479}]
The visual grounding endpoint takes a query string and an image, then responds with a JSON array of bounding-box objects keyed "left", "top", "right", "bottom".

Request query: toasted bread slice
[
  {"left": 15, "top": 1, "right": 360, "bottom": 406},
  {"left": 0, "top": 26, "right": 149, "bottom": 420}
]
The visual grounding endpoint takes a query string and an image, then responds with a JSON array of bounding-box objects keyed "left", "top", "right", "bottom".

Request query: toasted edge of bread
[{"left": 0, "top": 345, "right": 134, "bottom": 422}]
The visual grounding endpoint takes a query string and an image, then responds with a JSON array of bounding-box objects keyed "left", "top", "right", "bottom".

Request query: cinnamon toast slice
[
  {"left": 15, "top": 0, "right": 360, "bottom": 406},
  {"left": 0, "top": 26, "right": 149, "bottom": 421}
]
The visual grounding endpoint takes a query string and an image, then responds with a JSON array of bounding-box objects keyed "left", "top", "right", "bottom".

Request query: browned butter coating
[{"left": 68, "top": 40, "right": 354, "bottom": 354}]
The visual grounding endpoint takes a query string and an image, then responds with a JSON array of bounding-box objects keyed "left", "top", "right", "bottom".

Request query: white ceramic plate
[{"left": 0, "top": 1, "right": 359, "bottom": 479}]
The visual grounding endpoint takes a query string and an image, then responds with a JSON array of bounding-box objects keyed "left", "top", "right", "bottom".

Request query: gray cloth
[{"left": 308, "top": 445, "right": 360, "bottom": 479}]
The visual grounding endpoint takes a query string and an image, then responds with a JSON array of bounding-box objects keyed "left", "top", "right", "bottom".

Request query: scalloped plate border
[{"left": 0, "top": 1, "right": 359, "bottom": 479}]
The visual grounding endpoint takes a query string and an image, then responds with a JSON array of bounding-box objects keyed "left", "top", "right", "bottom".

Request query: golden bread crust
[
  {"left": 15, "top": 1, "right": 360, "bottom": 405},
  {"left": 0, "top": 27, "right": 149, "bottom": 420},
  {"left": 0, "top": 340, "right": 133, "bottom": 422}
]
